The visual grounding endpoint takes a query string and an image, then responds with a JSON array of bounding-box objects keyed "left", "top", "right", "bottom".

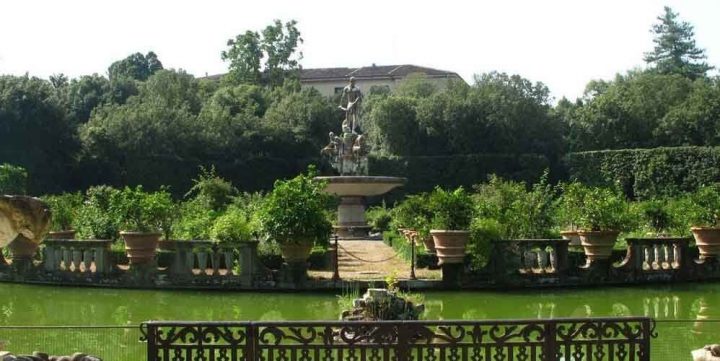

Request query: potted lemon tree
[
  {"left": 428, "top": 187, "right": 474, "bottom": 265},
  {"left": 259, "top": 170, "right": 332, "bottom": 264},
  {"left": 117, "top": 186, "right": 174, "bottom": 265},
  {"left": 560, "top": 183, "right": 631, "bottom": 266},
  {"left": 688, "top": 184, "right": 720, "bottom": 260},
  {"left": 44, "top": 193, "right": 83, "bottom": 240}
]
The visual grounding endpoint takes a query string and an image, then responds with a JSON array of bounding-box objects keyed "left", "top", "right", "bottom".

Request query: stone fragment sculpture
[
  {"left": 341, "top": 288, "right": 424, "bottom": 321},
  {"left": 0, "top": 195, "right": 51, "bottom": 248},
  {"left": 693, "top": 344, "right": 720, "bottom": 361}
]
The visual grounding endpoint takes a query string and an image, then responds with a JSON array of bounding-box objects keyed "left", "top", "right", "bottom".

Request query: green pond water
[{"left": 0, "top": 282, "right": 718, "bottom": 360}]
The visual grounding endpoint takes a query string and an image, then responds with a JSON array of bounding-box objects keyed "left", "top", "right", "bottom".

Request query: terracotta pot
[
  {"left": 120, "top": 231, "right": 161, "bottom": 265},
  {"left": 577, "top": 230, "right": 620, "bottom": 262},
  {"left": 430, "top": 230, "right": 469, "bottom": 265},
  {"left": 6, "top": 235, "right": 39, "bottom": 261},
  {"left": 47, "top": 230, "right": 76, "bottom": 240},
  {"left": 691, "top": 227, "right": 720, "bottom": 260},
  {"left": 280, "top": 241, "right": 313, "bottom": 264},
  {"left": 560, "top": 230, "right": 581, "bottom": 246}
]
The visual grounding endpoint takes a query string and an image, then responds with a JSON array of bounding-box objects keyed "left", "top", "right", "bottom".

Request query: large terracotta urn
[
  {"left": 560, "top": 230, "right": 581, "bottom": 247},
  {"left": 691, "top": 227, "right": 720, "bottom": 260},
  {"left": 120, "top": 231, "right": 161, "bottom": 265},
  {"left": 577, "top": 230, "right": 620, "bottom": 263},
  {"left": 280, "top": 241, "right": 313, "bottom": 264},
  {"left": 430, "top": 230, "right": 469, "bottom": 265}
]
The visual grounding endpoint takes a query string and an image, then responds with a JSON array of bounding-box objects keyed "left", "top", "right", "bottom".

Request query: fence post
[
  {"left": 543, "top": 320, "right": 556, "bottom": 361},
  {"left": 247, "top": 322, "right": 258, "bottom": 361},
  {"left": 641, "top": 318, "right": 652, "bottom": 361},
  {"left": 145, "top": 323, "right": 157, "bottom": 361},
  {"left": 396, "top": 323, "right": 410, "bottom": 361}
]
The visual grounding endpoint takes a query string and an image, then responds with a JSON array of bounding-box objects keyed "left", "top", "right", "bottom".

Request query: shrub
[
  {"left": 75, "top": 186, "right": 122, "bottom": 240},
  {"left": 116, "top": 186, "right": 175, "bottom": 234},
  {"left": 565, "top": 146, "right": 720, "bottom": 200},
  {"left": 686, "top": 184, "right": 720, "bottom": 227},
  {"left": 468, "top": 218, "right": 502, "bottom": 270},
  {"left": 210, "top": 206, "right": 254, "bottom": 245},
  {"left": 558, "top": 183, "right": 632, "bottom": 231},
  {"left": 473, "top": 174, "right": 556, "bottom": 239},
  {"left": 185, "top": 166, "right": 237, "bottom": 211},
  {"left": 428, "top": 187, "right": 474, "bottom": 230},
  {"left": 366, "top": 203, "right": 392, "bottom": 233},
  {"left": 172, "top": 199, "right": 220, "bottom": 240},
  {"left": 631, "top": 199, "right": 674, "bottom": 236},
  {"left": 0, "top": 164, "right": 27, "bottom": 194},
  {"left": 43, "top": 193, "right": 83, "bottom": 231},
  {"left": 391, "top": 193, "right": 432, "bottom": 236},
  {"left": 259, "top": 168, "right": 333, "bottom": 247}
]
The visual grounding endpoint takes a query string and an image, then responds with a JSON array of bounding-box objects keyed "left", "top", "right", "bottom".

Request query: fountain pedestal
[{"left": 315, "top": 176, "right": 406, "bottom": 239}]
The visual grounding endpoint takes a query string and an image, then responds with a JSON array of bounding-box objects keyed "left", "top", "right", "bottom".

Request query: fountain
[{"left": 316, "top": 77, "right": 405, "bottom": 238}]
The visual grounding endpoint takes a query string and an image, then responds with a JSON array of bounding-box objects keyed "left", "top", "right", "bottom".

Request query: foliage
[
  {"left": 222, "top": 20, "right": 302, "bottom": 87},
  {"left": 427, "top": 187, "right": 474, "bottom": 230},
  {"left": 75, "top": 186, "right": 122, "bottom": 240},
  {"left": 686, "top": 184, "right": 720, "bottom": 227},
  {"left": 108, "top": 52, "right": 163, "bottom": 81},
  {"left": 630, "top": 199, "right": 673, "bottom": 235},
  {"left": 473, "top": 173, "right": 556, "bottom": 239},
  {"left": 185, "top": 166, "right": 237, "bottom": 212},
  {"left": 0, "top": 164, "right": 27, "bottom": 194},
  {"left": 366, "top": 203, "right": 393, "bottom": 233},
  {"left": 173, "top": 199, "right": 220, "bottom": 240},
  {"left": 644, "top": 6, "right": 712, "bottom": 80},
  {"left": 565, "top": 146, "right": 720, "bottom": 200},
  {"left": 558, "top": 183, "right": 631, "bottom": 231},
  {"left": 258, "top": 168, "right": 333, "bottom": 246},
  {"left": 468, "top": 218, "right": 501, "bottom": 270},
  {"left": 391, "top": 193, "right": 432, "bottom": 236},
  {"left": 210, "top": 206, "right": 254, "bottom": 245},
  {"left": 43, "top": 193, "right": 83, "bottom": 231},
  {"left": 0, "top": 75, "right": 78, "bottom": 194},
  {"left": 115, "top": 186, "right": 175, "bottom": 234}
]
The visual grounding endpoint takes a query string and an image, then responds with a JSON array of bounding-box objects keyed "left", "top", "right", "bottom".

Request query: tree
[
  {"left": 66, "top": 74, "right": 112, "bottom": 123},
  {"left": 222, "top": 20, "right": 302, "bottom": 87},
  {"left": 108, "top": 51, "right": 164, "bottom": 81},
  {"left": 643, "top": 6, "right": 713, "bottom": 80}
]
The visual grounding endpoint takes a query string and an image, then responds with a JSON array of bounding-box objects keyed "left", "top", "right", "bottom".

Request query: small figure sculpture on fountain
[{"left": 322, "top": 77, "right": 370, "bottom": 176}]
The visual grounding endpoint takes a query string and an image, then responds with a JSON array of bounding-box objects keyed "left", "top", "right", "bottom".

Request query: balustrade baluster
[
  {"left": 672, "top": 243, "right": 681, "bottom": 269},
  {"left": 62, "top": 247, "right": 72, "bottom": 271},
  {"left": 652, "top": 244, "right": 661, "bottom": 270},
  {"left": 643, "top": 247, "right": 651, "bottom": 271},
  {"left": 549, "top": 246, "right": 557, "bottom": 272},
  {"left": 224, "top": 249, "right": 235, "bottom": 276},
  {"left": 83, "top": 248, "right": 92, "bottom": 273},
  {"left": 536, "top": 248, "right": 547, "bottom": 274},
  {"left": 71, "top": 247, "right": 83, "bottom": 272}
]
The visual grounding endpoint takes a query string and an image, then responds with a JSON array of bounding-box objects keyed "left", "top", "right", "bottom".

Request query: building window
[{"left": 334, "top": 87, "right": 344, "bottom": 94}]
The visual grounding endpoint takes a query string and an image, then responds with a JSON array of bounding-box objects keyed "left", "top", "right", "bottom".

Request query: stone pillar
[
  {"left": 93, "top": 242, "right": 113, "bottom": 274},
  {"left": 238, "top": 242, "right": 262, "bottom": 287},
  {"left": 42, "top": 243, "right": 57, "bottom": 271},
  {"left": 441, "top": 263, "right": 464, "bottom": 287},
  {"left": 335, "top": 196, "right": 372, "bottom": 238}
]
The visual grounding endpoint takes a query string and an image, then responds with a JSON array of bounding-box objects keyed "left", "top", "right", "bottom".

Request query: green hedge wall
[
  {"left": 565, "top": 146, "right": 720, "bottom": 199},
  {"left": 368, "top": 153, "right": 550, "bottom": 197}
]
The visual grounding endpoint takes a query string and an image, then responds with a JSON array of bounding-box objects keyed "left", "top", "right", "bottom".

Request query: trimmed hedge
[
  {"left": 565, "top": 146, "right": 720, "bottom": 199},
  {"left": 0, "top": 163, "right": 27, "bottom": 194},
  {"left": 369, "top": 153, "right": 550, "bottom": 196}
]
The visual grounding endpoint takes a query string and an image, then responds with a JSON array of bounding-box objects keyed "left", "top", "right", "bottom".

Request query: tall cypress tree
[{"left": 643, "top": 6, "right": 713, "bottom": 80}]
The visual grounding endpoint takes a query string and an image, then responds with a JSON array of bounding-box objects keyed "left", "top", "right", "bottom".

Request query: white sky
[{"left": 0, "top": 0, "right": 718, "bottom": 100}]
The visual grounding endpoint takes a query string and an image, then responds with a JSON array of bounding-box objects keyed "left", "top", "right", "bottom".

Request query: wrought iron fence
[{"left": 141, "top": 317, "right": 656, "bottom": 361}]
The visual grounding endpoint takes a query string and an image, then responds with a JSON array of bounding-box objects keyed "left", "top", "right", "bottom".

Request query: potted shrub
[
  {"left": 687, "top": 185, "right": 720, "bottom": 259},
  {"left": 428, "top": 187, "right": 474, "bottom": 265},
  {"left": 43, "top": 193, "right": 83, "bottom": 239},
  {"left": 259, "top": 169, "right": 332, "bottom": 264},
  {"left": 555, "top": 182, "right": 586, "bottom": 246},
  {"left": 560, "top": 183, "right": 631, "bottom": 265},
  {"left": 116, "top": 186, "right": 174, "bottom": 265}
]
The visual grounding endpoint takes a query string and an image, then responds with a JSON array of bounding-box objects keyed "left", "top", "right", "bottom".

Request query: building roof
[
  {"left": 300, "top": 64, "right": 460, "bottom": 82},
  {"left": 202, "top": 64, "right": 461, "bottom": 82}
]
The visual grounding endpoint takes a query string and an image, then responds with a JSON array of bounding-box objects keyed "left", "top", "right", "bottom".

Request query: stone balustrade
[
  {"left": 614, "top": 237, "right": 691, "bottom": 281},
  {"left": 42, "top": 239, "right": 114, "bottom": 274},
  {"left": 488, "top": 239, "right": 569, "bottom": 280}
]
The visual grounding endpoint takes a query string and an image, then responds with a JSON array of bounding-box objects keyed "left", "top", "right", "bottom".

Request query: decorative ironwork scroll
[{"left": 143, "top": 317, "right": 655, "bottom": 361}]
